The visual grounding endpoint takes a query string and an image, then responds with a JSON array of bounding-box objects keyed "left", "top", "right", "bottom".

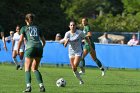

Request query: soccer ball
[{"left": 56, "top": 78, "right": 66, "bottom": 87}]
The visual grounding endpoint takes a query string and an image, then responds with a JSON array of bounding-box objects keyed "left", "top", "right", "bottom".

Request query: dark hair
[
  {"left": 69, "top": 20, "right": 76, "bottom": 25},
  {"left": 82, "top": 17, "right": 88, "bottom": 22},
  {"left": 16, "top": 25, "right": 20, "bottom": 28},
  {"left": 25, "top": 13, "right": 35, "bottom": 22}
]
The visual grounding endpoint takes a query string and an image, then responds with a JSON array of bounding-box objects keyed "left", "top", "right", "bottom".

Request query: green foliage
[
  {"left": 122, "top": 0, "right": 140, "bottom": 13},
  {"left": 1, "top": 0, "right": 140, "bottom": 39},
  {"left": 61, "top": 0, "right": 123, "bottom": 20},
  {"left": 93, "top": 12, "right": 140, "bottom": 32},
  {"left": 0, "top": 0, "right": 67, "bottom": 40}
]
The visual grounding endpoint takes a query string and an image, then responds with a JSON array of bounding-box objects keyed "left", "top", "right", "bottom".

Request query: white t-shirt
[
  {"left": 127, "top": 39, "right": 139, "bottom": 45},
  {"left": 64, "top": 30, "right": 85, "bottom": 57},
  {"left": 100, "top": 38, "right": 112, "bottom": 44},
  {"left": 13, "top": 32, "right": 24, "bottom": 51}
]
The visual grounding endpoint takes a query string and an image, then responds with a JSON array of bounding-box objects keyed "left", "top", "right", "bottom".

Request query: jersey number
[{"left": 29, "top": 27, "right": 38, "bottom": 36}]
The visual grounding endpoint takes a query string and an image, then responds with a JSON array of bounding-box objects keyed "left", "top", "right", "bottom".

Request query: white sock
[
  {"left": 12, "top": 58, "right": 18, "bottom": 65},
  {"left": 27, "top": 83, "right": 31, "bottom": 87},
  {"left": 73, "top": 71, "right": 83, "bottom": 81},
  {"left": 39, "top": 83, "right": 44, "bottom": 87}
]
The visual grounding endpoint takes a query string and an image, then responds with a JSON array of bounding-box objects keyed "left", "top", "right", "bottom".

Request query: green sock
[
  {"left": 34, "top": 70, "right": 43, "bottom": 84},
  {"left": 95, "top": 58, "right": 102, "bottom": 68},
  {"left": 79, "top": 59, "right": 85, "bottom": 67},
  {"left": 25, "top": 71, "right": 31, "bottom": 84}
]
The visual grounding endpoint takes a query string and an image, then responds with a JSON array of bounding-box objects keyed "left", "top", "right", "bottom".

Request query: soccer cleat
[
  {"left": 40, "top": 86, "right": 45, "bottom": 92},
  {"left": 101, "top": 68, "right": 106, "bottom": 76},
  {"left": 23, "top": 87, "right": 31, "bottom": 92},
  {"left": 79, "top": 81, "right": 84, "bottom": 85},
  {"left": 101, "top": 71, "right": 105, "bottom": 76},
  {"left": 19, "top": 67, "right": 23, "bottom": 70},
  {"left": 79, "top": 71, "right": 85, "bottom": 75},
  {"left": 16, "top": 65, "right": 20, "bottom": 70}
]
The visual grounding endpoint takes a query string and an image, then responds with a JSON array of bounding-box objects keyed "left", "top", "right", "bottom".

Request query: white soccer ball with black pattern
[{"left": 56, "top": 78, "right": 66, "bottom": 87}]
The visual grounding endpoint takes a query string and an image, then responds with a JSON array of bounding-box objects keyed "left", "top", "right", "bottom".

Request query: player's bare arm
[
  {"left": 40, "top": 36, "right": 46, "bottom": 48},
  {"left": 17, "top": 34, "right": 24, "bottom": 54},
  {"left": 64, "top": 38, "right": 69, "bottom": 47}
]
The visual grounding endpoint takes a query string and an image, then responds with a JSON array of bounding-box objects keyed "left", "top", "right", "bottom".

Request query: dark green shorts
[
  {"left": 25, "top": 47, "right": 43, "bottom": 58},
  {"left": 83, "top": 42, "right": 95, "bottom": 52}
]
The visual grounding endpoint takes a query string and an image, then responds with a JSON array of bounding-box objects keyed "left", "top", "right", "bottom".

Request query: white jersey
[
  {"left": 64, "top": 29, "right": 85, "bottom": 57},
  {"left": 13, "top": 32, "right": 24, "bottom": 51}
]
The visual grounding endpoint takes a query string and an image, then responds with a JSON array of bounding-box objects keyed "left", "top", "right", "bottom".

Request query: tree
[
  {"left": 0, "top": 0, "right": 67, "bottom": 40},
  {"left": 122, "top": 0, "right": 140, "bottom": 14}
]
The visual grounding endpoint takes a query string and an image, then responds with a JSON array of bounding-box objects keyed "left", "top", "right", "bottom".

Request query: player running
[
  {"left": 12, "top": 25, "right": 25, "bottom": 70},
  {"left": 17, "top": 13, "right": 46, "bottom": 92},
  {"left": 60, "top": 21, "right": 85, "bottom": 84},
  {"left": 79, "top": 18, "right": 105, "bottom": 76}
]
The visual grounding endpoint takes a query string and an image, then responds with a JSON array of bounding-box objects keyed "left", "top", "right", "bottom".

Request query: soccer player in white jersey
[
  {"left": 12, "top": 25, "right": 25, "bottom": 70},
  {"left": 60, "top": 21, "right": 85, "bottom": 84}
]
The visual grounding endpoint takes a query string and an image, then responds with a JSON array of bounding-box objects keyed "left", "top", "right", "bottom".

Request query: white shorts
[
  {"left": 13, "top": 45, "right": 25, "bottom": 52},
  {"left": 69, "top": 51, "right": 82, "bottom": 58},
  {"left": 13, "top": 49, "right": 24, "bottom": 52}
]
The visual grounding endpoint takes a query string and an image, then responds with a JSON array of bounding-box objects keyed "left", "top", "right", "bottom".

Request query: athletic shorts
[
  {"left": 25, "top": 47, "right": 43, "bottom": 58},
  {"left": 13, "top": 49, "right": 24, "bottom": 52},
  {"left": 83, "top": 42, "right": 95, "bottom": 52},
  {"left": 69, "top": 50, "right": 82, "bottom": 58}
]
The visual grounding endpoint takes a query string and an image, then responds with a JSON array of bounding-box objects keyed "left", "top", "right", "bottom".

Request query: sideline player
[
  {"left": 12, "top": 25, "right": 25, "bottom": 70},
  {"left": 60, "top": 21, "right": 85, "bottom": 84},
  {"left": 0, "top": 25, "right": 7, "bottom": 51},
  {"left": 17, "top": 13, "right": 46, "bottom": 92},
  {"left": 79, "top": 18, "right": 105, "bottom": 76}
]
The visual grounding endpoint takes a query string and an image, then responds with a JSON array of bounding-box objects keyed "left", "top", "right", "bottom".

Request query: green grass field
[{"left": 0, "top": 64, "right": 140, "bottom": 93}]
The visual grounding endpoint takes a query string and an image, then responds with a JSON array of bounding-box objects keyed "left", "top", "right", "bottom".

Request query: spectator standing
[
  {"left": 55, "top": 33, "right": 62, "bottom": 41},
  {"left": 99, "top": 32, "right": 112, "bottom": 44}
]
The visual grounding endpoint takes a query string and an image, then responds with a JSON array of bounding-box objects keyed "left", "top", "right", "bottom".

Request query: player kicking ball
[{"left": 60, "top": 21, "right": 85, "bottom": 84}]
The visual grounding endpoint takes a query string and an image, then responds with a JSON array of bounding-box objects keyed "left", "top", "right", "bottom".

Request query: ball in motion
[{"left": 56, "top": 78, "right": 66, "bottom": 87}]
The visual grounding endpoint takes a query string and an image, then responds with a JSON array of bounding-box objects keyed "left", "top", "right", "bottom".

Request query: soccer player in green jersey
[
  {"left": 79, "top": 18, "right": 105, "bottom": 76},
  {"left": 0, "top": 25, "right": 7, "bottom": 51},
  {"left": 17, "top": 13, "right": 46, "bottom": 92}
]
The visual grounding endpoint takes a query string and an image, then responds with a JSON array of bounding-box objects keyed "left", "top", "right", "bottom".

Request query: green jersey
[
  {"left": 83, "top": 25, "right": 95, "bottom": 51},
  {"left": 20, "top": 25, "right": 43, "bottom": 50},
  {"left": 83, "top": 25, "right": 91, "bottom": 45},
  {"left": 83, "top": 25, "right": 90, "bottom": 35}
]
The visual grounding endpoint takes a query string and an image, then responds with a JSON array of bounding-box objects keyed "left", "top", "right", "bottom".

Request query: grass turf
[{"left": 0, "top": 64, "right": 140, "bottom": 93}]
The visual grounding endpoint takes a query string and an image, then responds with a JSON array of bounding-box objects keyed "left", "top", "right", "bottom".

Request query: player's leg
[
  {"left": 23, "top": 48, "right": 33, "bottom": 92},
  {"left": 19, "top": 49, "right": 24, "bottom": 70},
  {"left": 31, "top": 48, "right": 45, "bottom": 92},
  {"left": 89, "top": 44, "right": 105, "bottom": 76},
  {"left": 79, "top": 49, "right": 88, "bottom": 74},
  {"left": 23, "top": 57, "right": 32, "bottom": 92},
  {"left": 73, "top": 55, "right": 84, "bottom": 84},
  {"left": 12, "top": 50, "right": 20, "bottom": 70},
  {"left": 32, "top": 57, "right": 45, "bottom": 92}
]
